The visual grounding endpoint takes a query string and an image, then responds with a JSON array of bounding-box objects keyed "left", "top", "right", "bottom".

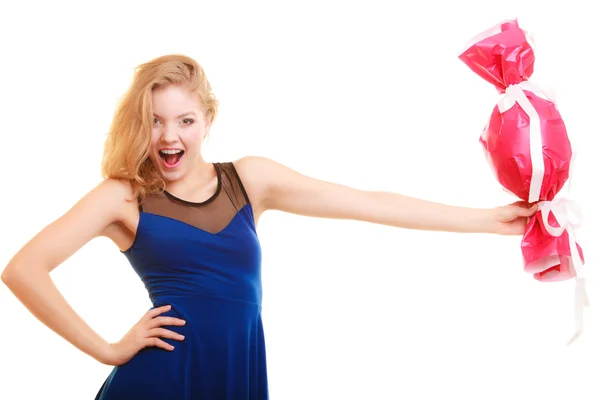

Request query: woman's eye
[{"left": 152, "top": 118, "right": 193, "bottom": 125}]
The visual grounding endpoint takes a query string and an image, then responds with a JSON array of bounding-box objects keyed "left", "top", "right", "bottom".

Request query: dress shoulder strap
[{"left": 216, "top": 162, "right": 250, "bottom": 210}]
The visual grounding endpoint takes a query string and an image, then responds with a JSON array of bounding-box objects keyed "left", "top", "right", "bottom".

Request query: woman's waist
[
  {"left": 149, "top": 292, "right": 263, "bottom": 332},
  {"left": 150, "top": 290, "right": 263, "bottom": 313},
  {"left": 145, "top": 280, "right": 262, "bottom": 306}
]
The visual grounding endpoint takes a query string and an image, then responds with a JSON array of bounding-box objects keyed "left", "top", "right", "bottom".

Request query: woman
[{"left": 1, "top": 54, "right": 537, "bottom": 399}]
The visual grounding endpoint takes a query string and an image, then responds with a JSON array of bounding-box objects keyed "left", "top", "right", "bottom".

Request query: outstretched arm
[{"left": 235, "top": 156, "right": 537, "bottom": 235}]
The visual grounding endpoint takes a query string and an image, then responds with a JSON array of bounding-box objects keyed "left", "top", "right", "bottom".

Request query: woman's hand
[
  {"left": 489, "top": 201, "right": 539, "bottom": 235},
  {"left": 102, "top": 305, "right": 186, "bottom": 366}
]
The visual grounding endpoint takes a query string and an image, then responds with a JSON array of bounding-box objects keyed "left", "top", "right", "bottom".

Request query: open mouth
[{"left": 159, "top": 149, "right": 185, "bottom": 168}]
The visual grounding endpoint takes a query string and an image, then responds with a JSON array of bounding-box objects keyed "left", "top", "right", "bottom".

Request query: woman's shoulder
[
  {"left": 88, "top": 178, "right": 138, "bottom": 222},
  {"left": 98, "top": 177, "right": 137, "bottom": 203},
  {"left": 229, "top": 156, "right": 274, "bottom": 187},
  {"left": 230, "top": 156, "right": 275, "bottom": 176}
]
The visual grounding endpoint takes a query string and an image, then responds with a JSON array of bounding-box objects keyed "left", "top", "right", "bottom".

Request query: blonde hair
[{"left": 101, "top": 54, "right": 219, "bottom": 203}]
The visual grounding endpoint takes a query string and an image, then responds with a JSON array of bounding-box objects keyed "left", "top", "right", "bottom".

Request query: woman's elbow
[
  {"left": 2, "top": 261, "right": 23, "bottom": 287},
  {"left": 1, "top": 259, "right": 37, "bottom": 289},
  {"left": 2, "top": 265, "right": 18, "bottom": 289}
]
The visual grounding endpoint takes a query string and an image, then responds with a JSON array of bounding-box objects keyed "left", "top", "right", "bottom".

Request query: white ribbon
[
  {"left": 538, "top": 197, "right": 588, "bottom": 345},
  {"left": 497, "top": 82, "right": 587, "bottom": 345},
  {"left": 497, "top": 81, "right": 554, "bottom": 203}
]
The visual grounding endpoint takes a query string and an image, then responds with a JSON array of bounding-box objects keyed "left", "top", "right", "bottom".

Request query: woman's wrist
[{"left": 455, "top": 207, "right": 497, "bottom": 234}]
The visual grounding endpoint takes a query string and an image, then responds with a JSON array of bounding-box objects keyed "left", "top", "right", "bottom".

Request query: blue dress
[{"left": 95, "top": 162, "right": 268, "bottom": 399}]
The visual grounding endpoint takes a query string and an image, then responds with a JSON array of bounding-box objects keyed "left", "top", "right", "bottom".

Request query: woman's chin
[{"left": 161, "top": 168, "right": 185, "bottom": 181}]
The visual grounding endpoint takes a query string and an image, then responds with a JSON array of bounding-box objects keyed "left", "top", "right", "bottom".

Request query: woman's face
[{"left": 149, "top": 83, "right": 210, "bottom": 181}]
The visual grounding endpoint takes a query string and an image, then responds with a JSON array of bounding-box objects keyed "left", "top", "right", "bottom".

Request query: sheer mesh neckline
[
  {"left": 134, "top": 162, "right": 250, "bottom": 237},
  {"left": 162, "top": 163, "right": 222, "bottom": 207}
]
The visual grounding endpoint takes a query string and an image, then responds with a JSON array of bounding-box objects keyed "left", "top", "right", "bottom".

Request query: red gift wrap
[{"left": 459, "top": 19, "right": 587, "bottom": 343}]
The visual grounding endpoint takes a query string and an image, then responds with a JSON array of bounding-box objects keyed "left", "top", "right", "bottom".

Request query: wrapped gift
[{"left": 459, "top": 19, "right": 587, "bottom": 343}]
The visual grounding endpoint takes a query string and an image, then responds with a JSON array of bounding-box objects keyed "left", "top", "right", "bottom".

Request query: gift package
[{"left": 459, "top": 19, "right": 587, "bottom": 344}]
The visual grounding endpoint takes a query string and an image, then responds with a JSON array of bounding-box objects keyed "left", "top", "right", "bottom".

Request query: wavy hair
[{"left": 101, "top": 54, "right": 219, "bottom": 203}]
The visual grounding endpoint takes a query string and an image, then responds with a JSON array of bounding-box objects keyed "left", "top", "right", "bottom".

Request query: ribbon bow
[{"left": 538, "top": 197, "right": 588, "bottom": 345}]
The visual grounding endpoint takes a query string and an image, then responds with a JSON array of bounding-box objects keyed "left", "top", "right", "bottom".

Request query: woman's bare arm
[
  {"left": 235, "top": 156, "right": 537, "bottom": 235},
  {"left": 1, "top": 178, "right": 133, "bottom": 365}
]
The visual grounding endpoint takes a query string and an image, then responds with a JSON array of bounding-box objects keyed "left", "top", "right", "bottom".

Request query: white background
[{"left": 1, "top": 1, "right": 598, "bottom": 399}]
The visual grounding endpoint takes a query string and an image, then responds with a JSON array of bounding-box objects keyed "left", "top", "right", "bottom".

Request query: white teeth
[{"left": 159, "top": 149, "right": 184, "bottom": 155}]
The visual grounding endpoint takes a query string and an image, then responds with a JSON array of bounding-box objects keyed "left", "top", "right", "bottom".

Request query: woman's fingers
[
  {"left": 148, "top": 316, "right": 186, "bottom": 328},
  {"left": 144, "top": 306, "right": 186, "bottom": 328},
  {"left": 148, "top": 327, "right": 185, "bottom": 341},
  {"left": 139, "top": 306, "right": 186, "bottom": 352},
  {"left": 145, "top": 305, "right": 172, "bottom": 320},
  {"left": 145, "top": 337, "right": 175, "bottom": 351}
]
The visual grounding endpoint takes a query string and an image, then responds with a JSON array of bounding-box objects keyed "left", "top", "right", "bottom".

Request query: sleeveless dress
[{"left": 94, "top": 162, "right": 269, "bottom": 399}]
